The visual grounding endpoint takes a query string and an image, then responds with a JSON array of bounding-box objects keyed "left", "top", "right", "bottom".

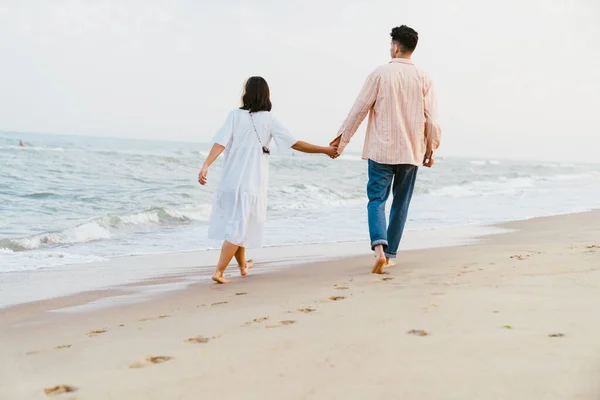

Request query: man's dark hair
[
  {"left": 240, "top": 76, "right": 272, "bottom": 113},
  {"left": 390, "top": 25, "right": 418, "bottom": 52}
]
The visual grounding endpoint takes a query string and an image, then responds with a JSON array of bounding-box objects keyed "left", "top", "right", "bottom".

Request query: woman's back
[{"left": 213, "top": 109, "right": 296, "bottom": 195}]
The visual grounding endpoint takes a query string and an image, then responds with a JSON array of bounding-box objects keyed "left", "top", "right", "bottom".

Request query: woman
[{"left": 199, "top": 76, "right": 337, "bottom": 283}]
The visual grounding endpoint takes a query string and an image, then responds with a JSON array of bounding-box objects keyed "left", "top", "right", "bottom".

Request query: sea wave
[
  {"left": 470, "top": 160, "right": 501, "bottom": 166},
  {"left": 0, "top": 250, "right": 107, "bottom": 272},
  {"left": 269, "top": 184, "right": 363, "bottom": 211},
  {"left": 0, "top": 206, "right": 211, "bottom": 252},
  {"left": 426, "top": 172, "right": 596, "bottom": 198},
  {"left": 0, "top": 145, "right": 66, "bottom": 152}
]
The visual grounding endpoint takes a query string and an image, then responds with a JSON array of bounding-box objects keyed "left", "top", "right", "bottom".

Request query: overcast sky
[{"left": 1, "top": 0, "right": 598, "bottom": 161}]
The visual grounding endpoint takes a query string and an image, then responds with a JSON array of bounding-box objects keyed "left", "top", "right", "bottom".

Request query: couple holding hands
[{"left": 199, "top": 25, "right": 441, "bottom": 283}]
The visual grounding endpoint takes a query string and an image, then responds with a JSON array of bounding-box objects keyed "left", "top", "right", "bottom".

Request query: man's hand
[
  {"left": 329, "top": 135, "right": 341, "bottom": 148},
  {"left": 198, "top": 165, "right": 209, "bottom": 185},
  {"left": 423, "top": 150, "right": 435, "bottom": 168}
]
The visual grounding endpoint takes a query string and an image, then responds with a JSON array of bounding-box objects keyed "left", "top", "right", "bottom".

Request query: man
[{"left": 332, "top": 25, "right": 442, "bottom": 274}]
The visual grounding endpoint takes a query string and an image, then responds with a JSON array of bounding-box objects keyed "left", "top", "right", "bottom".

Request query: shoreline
[{"left": 0, "top": 223, "right": 509, "bottom": 309}]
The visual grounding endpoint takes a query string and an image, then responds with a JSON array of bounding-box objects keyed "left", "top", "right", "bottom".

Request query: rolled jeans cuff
[
  {"left": 384, "top": 251, "right": 397, "bottom": 259},
  {"left": 371, "top": 239, "right": 388, "bottom": 251}
]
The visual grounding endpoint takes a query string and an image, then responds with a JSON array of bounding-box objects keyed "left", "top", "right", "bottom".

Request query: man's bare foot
[
  {"left": 212, "top": 273, "right": 230, "bottom": 284},
  {"left": 385, "top": 259, "right": 396, "bottom": 268},
  {"left": 239, "top": 259, "right": 254, "bottom": 276},
  {"left": 372, "top": 255, "right": 387, "bottom": 274}
]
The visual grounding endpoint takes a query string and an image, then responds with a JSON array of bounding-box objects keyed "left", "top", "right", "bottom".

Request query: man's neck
[{"left": 393, "top": 54, "right": 412, "bottom": 60}]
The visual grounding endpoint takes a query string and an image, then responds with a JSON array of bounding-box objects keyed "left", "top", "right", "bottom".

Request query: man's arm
[
  {"left": 333, "top": 72, "right": 379, "bottom": 156},
  {"left": 423, "top": 75, "right": 441, "bottom": 167}
]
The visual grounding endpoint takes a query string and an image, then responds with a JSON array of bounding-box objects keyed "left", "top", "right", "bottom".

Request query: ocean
[{"left": 2, "top": 130, "right": 600, "bottom": 274}]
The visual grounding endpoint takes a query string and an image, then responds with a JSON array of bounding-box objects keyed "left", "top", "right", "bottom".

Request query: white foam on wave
[
  {"left": 6, "top": 145, "right": 65, "bottom": 152},
  {"left": 8, "top": 222, "right": 112, "bottom": 251},
  {"left": 429, "top": 176, "right": 537, "bottom": 198},
  {"left": 0, "top": 250, "right": 106, "bottom": 273},
  {"left": 269, "top": 184, "right": 363, "bottom": 211},
  {"left": 115, "top": 207, "right": 211, "bottom": 226},
  {"left": 553, "top": 173, "right": 596, "bottom": 181},
  {"left": 470, "top": 160, "right": 500, "bottom": 166},
  {"left": 0, "top": 206, "right": 213, "bottom": 252},
  {"left": 1, "top": 145, "right": 65, "bottom": 152},
  {"left": 426, "top": 170, "right": 598, "bottom": 199}
]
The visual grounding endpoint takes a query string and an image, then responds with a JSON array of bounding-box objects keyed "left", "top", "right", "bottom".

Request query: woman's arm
[
  {"left": 291, "top": 141, "right": 338, "bottom": 158},
  {"left": 198, "top": 143, "right": 225, "bottom": 185}
]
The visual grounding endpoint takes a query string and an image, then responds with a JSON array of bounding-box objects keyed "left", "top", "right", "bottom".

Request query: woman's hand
[
  {"left": 198, "top": 165, "right": 209, "bottom": 185},
  {"left": 324, "top": 145, "right": 339, "bottom": 159}
]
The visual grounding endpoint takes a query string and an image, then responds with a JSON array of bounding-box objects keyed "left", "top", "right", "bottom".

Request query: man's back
[{"left": 336, "top": 58, "right": 441, "bottom": 166}]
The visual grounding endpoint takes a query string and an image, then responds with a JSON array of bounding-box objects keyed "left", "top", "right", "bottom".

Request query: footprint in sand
[
  {"left": 235, "top": 292, "right": 248, "bottom": 296},
  {"left": 407, "top": 329, "right": 429, "bottom": 337},
  {"left": 243, "top": 317, "right": 269, "bottom": 326},
  {"left": 211, "top": 301, "right": 228, "bottom": 306},
  {"left": 297, "top": 307, "right": 316, "bottom": 313},
  {"left": 328, "top": 296, "right": 345, "bottom": 301},
  {"left": 129, "top": 356, "right": 173, "bottom": 369},
  {"left": 510, "top": 254, "right": 531, "bottom": 261},
  {"left": 87, "top": 329, "right": 107, "bottom": 337},
  {"left": 53, "top": 345, "right": 71, "bottom": 350},
  {"left": 380, "top": 277, "right": 394, "bottom": 281},
  {"left": 139, "top": 315, "right": 170, "bottom": 322},
  {"left": 185, "top": 336, "right": 211, "bottom": 344},
  {"left": 548, "top": 333, "right": 566, "bottom": 338},
  {"left": 43, "top": 385, "right": 77, "bottom": 397},
  {"left": 266, "top": 320, "right": 296, "bottom": 329},
  {"left": 334, "top": 283, "right": 350, "bottom": 290}
]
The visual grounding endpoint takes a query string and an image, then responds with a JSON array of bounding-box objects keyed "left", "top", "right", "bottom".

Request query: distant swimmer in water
[{"left": 19, "top": 140, "right": 24, "bottom": 147}]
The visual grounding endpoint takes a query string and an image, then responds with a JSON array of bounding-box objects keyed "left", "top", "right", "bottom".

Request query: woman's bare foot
[
  {"left": 212, "top": 273, "right": 230, "bottom": 284},
  {"left": 239, "top": 259, "right": 254, "bottom": 276}
]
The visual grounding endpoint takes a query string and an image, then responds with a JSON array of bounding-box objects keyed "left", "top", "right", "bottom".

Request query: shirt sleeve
[
  {"left": 271, "top": 116, "right": 298, "bottom": 150},
  {"left": 335, "top": 70, "right": 380, "bottom": 155},
  {"left": 212, "top": 110, "right": 236, "bottom": 148},
  {"left": 423, "top": 75, "right": 442, "bottom": 151}
]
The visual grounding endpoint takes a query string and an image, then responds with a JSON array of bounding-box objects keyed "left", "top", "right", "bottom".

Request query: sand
[{"left": 1, "top": 211, "right": 600, "bottom": 399}]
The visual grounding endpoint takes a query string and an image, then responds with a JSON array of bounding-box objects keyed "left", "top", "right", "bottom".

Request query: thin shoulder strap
[{"left": 249, "top": 112, "right": 264, "bottom": 147}]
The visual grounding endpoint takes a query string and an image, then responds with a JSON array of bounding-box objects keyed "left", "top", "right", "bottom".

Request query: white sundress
[{"left": 208, "top": 109, "right": 297, "bottom": 247}]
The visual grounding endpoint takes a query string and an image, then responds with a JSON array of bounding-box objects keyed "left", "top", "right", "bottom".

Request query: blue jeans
[{"left": 367, "top": 160, "right": 418, "bottom": 259}]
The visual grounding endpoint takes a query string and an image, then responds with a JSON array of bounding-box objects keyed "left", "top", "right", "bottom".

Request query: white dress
[{"left": 208, "top": 109, "right": 297, "bottom": 247}]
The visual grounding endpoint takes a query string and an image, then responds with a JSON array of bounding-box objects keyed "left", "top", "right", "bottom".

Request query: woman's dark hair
[
  {"left": 240, "top": 76, "right": 272, "bottom": 113},
  {"left": 390, "top": 25, "right": 418, "bottom": 52}
]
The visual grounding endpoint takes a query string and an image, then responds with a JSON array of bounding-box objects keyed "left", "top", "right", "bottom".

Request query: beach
[{"left": 2, "top": 211, "right": 599, "bottom": 399}]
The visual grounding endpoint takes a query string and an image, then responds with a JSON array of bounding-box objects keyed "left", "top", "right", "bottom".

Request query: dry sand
[{"left": 1, "top": 211, "right": 600, "bottom": 399}]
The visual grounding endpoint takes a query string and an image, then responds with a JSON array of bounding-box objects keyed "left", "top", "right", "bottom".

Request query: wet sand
[{"left": 1, "top": 211, "right": 600, "bottom": 399}]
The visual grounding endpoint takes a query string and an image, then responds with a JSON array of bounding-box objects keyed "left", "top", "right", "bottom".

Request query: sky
[{"left": 0, "top": 0, "right": 599, "bottom": 161}]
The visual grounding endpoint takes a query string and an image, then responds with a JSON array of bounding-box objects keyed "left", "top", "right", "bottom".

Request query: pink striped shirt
[{"left": 336, "top": 58, "right": 441, "bottom": 165}]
